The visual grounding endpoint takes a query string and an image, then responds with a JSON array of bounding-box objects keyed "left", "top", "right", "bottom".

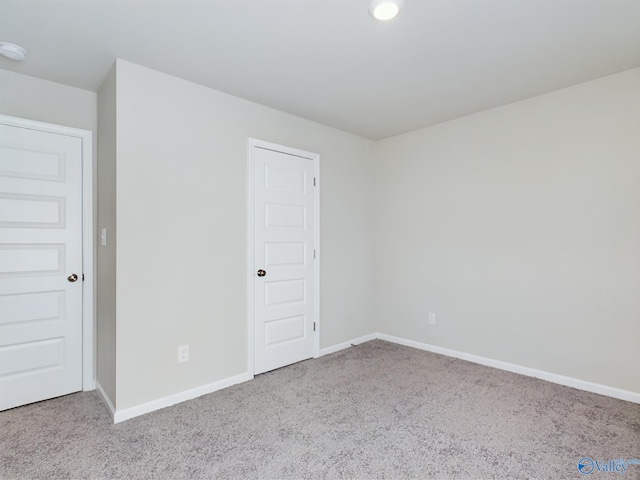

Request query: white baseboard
[
  {"left": 112, "top": 372, "right": 253, "bottom": 423},
  {"left": 319, "top": 333, "right": 378, "bottom": 356},
  {"left": 101, "top": 331, "right": 638, "bottom": 424},
  {"left": 95, "top": 381, "right": 116, "bottom": 417},
  {"left": 377, "top": 333, "right": 640, "bottom": 405}
]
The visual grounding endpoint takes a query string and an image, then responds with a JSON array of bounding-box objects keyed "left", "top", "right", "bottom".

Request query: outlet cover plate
[{"left": 178, "top": 345, "right": 189, "bottom": 363}]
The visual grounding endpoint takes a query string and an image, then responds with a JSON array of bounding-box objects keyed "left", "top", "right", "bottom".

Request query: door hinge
[
  {"left": 313, "top": 322, "right": 316, "bottom": 332},
  {"left": 313, "top": 177, "right": 316, "bottom": 187},
  {"left": 82, "top": 273, "right": 85, "bottom": 282}
]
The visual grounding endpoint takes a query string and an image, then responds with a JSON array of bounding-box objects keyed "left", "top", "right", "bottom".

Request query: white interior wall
[
  {"left": 2, "top": 63, "right": 638, "bottom": 417},
  {"left": 96, "top": 64, "right": 117, "bottom": 405},
  {"left": 373, "top": 68, "right": 640, "bottom": 393},
  {"left": 114, "top": 60, "right": 375, "bottom": 410},
  {"left": 0, "top": 69, "right": 97, "bottom": 134}
]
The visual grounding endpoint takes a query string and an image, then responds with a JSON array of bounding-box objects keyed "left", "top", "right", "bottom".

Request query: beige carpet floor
[{"left": 1, "top": 340, "right": 639, "bottom": 479}]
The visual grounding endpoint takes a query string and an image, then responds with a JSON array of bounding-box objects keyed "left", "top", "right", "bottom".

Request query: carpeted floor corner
[{"left": 1, "top": 340, "right": 639, "bottom": 479}]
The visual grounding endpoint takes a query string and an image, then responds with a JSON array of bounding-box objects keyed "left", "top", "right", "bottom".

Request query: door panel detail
[
  {"left": 252, "top": 143, "right": 317, "bottom": 374},
  {"left": 0, "top": 123, "right": 83, "bottom": 411}
]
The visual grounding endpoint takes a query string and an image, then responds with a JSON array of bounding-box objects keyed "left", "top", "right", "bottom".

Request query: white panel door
[
  {"left": 0, "top": 124, "right": 83, "bottom": 411},
  {"left": 253, "top": 145, "right": 316, "bottom": 374}
]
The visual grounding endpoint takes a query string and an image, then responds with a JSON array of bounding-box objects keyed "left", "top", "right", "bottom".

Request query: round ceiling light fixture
[
  {"left": 369, "top": 0, "right": 404, "bottom": 21},
  {"left": 0, "top": 42, "right": 27, "bottom": 61}
]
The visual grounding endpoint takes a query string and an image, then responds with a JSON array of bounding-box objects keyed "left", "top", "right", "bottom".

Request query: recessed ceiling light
[
  {"left": 0, "top": 42, "right": 27, "bottom": 61},
  {"left": 369, "top": 0, "right": 404, "bottom": 21}
]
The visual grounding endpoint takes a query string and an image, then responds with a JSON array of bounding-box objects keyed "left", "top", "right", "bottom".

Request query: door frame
[
  {"left": 0, "top": 114, "right": 95, "bottom": 391},
  {"left": 246, "top": 138, "right": 320, "bottom": 376}
]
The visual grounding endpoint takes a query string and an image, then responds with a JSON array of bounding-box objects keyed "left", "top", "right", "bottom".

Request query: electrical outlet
[
  {"left": 178, "top": 345, "right": 189, "bottom": 363},
  {"left": 428, "top": 312, "right": 436, "bottom": 325}
]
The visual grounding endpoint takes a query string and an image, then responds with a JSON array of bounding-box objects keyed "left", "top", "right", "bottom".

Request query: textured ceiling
[{"left": 1, "top": 0, "right": 639, "bottom": 140}]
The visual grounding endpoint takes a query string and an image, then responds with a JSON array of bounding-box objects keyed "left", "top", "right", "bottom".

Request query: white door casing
[
  {"left": 0, "top": 115, "right": 93, "bottom": 410},
  {"left": 248, "top": 139, "right": 319, "bottom": 375}
]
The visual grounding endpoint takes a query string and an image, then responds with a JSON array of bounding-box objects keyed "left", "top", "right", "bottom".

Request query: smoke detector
[{"left": 0, "top": 42, "right": 27, "bottom": 61}]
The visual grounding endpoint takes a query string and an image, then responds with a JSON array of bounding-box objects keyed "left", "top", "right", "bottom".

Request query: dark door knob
[
  {"left": 257, "top": 269, "right": 266, "bottom": 277},
  {"left": 67, "top": 273, "right": 79, "bottom": 283}
]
